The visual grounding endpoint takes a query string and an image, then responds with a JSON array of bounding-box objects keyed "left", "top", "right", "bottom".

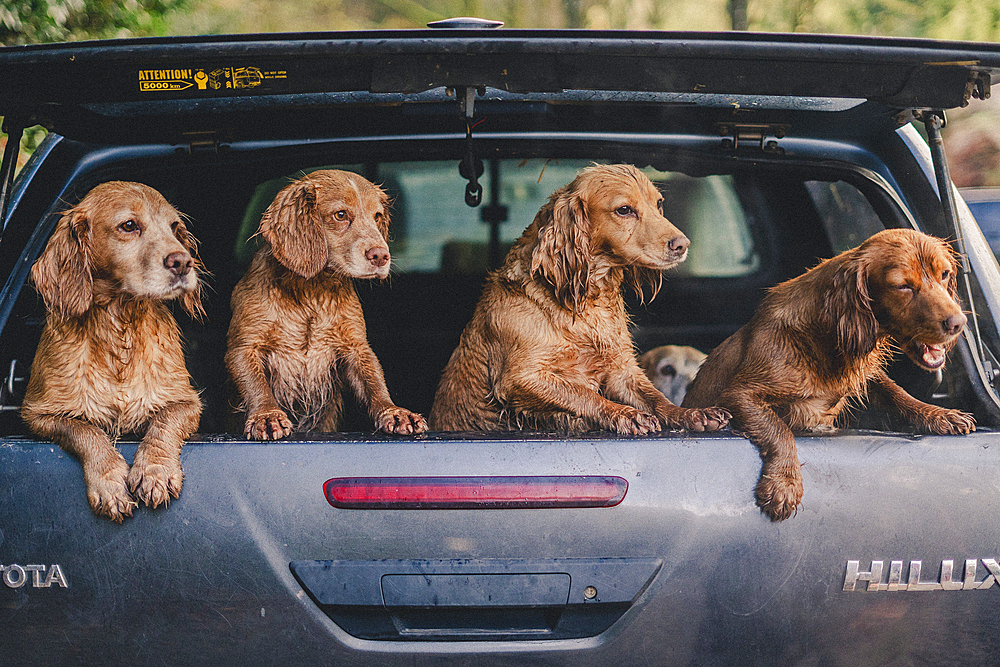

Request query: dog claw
[
  {"left": 128, "top": 458, "right": 184, "bottom": 509},
  {"left": 85, "top": 456, "right": 135, "bottom": 523},
  {"left": 927, "top": 408, "right": 976, "bottom": 435},
  {"left": 246, "top": 409, "right": 294, "bottom": 440},
  {"left": 608, "top": 407, "right": 660, "bottom": 435},
  {"left": 755, "top": 463, "right": 803, "bottom": 522},
  {"left": 377, "top": 408, "right": 428, "bottom": 435},
  {"left": 666, "top": 406, "right": 730, "bottom": 432}
]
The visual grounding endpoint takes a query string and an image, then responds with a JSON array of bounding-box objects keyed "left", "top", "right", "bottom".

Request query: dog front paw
[
  {"left": 755, "top": 461, "right": 803, "bottom": 522},
  {"left": 245, "top": 409, "right": 293, "bottom": 440},
  {"left": 608, "top": 407, "right": 661, "bottom": 435},
  {"left": 926, "top": 408, "right": 976, "bottom": 435},
  {"left": 377, "top": 408, "right": 428, "bottom": 435},
  {"left": 678, "top": 406, "right": 731, "bottom": 432},
  {"left": 84, "top": 454, "right": 136, "bottom": 523},
  {"left": 128, "top": 453, "right": 183, "bottom": 509}
]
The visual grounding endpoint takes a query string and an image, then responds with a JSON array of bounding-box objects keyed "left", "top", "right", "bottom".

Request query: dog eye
[
  {"left": 942, "top": 269, "right": 951, "bottom": 281},
  {"left": 615, "top": 205, "right": 635, "bottom": 217},
  {"left": 119, "top": 220, "right": 139, "bottom": 233},
  {"left": 334, "top": 210, "right": 348, "bottom": 221}
]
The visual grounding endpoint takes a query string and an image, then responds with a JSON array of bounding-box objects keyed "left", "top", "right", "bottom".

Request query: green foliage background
[
  {"left": 2, "top": 0, "right": 999, "bottom": 182},
  {"left": 3, "top": 0, "right": 999, "bottom": 41}
]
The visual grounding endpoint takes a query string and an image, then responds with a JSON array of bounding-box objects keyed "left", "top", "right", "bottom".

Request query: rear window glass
[
  {"left": 805, "top": 180, "right": 885, "bottom": 253},
  {"left": 237, "top": 160, "right": 760, "bottom": 279}
]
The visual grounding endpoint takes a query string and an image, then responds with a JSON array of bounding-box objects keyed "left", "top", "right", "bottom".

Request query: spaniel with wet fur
[{"left": 431, "top": 164, "right": 730, "bottom": 434}]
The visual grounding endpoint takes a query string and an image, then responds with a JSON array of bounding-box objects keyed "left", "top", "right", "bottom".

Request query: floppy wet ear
[
  {"left": 173, "top": 218, "right": 206, "bottom": 321},
  {"left": 824, "top": 255, "right": 878, "bottom": 358},
  {"left": 260, "top": 180, "right": 327, "bottom": 278},
  {"left": 31, "top": 208, "right": 93, "bottom": 319},
  {"left": 530, "top": 188, "right": 591, "bottom": 315}
]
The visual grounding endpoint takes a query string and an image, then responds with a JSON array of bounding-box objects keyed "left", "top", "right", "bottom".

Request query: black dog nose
[
  {"left": 164, "top": 251, "right": 194, "bottom": 276},
  {"left": 943, "top": 312, "right": 967, "bottom": 336}
]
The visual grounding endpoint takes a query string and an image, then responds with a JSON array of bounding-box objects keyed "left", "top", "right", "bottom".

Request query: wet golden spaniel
[
  {"left": 22, "top": 181, "right": 204, "bottom": 523},
  {"left": 226, "top": 169, "right": 426, "bottom": 440},
  {"left": 684, "top": 228, "right": 975, "bottom": 521},
  {"left": 431, "top": 164, "right": 730, "bottom": 434}
]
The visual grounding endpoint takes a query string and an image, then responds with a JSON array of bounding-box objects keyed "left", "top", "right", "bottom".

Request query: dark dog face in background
[{"left": 259, "top": 169, "right": 391, "bottom": 280}]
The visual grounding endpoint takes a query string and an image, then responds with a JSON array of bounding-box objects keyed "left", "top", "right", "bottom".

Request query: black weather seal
[{"left": 0, "top": 117, "right": 25, "bottom": 242}]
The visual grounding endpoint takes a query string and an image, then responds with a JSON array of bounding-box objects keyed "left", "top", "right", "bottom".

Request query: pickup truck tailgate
[{"left": 2, "top": 431, "right": 999, "bottom": 665}]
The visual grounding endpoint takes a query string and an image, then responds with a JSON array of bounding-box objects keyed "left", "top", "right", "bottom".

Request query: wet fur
[
  {"left": 684, "top": 228, "right": 975, "bottom": 521},
  {"left": 226, "top": 169, "right": 427, "bottom": 440},
  {"left": 431, "top": 164, "right": 730, "bottom": 434},
  {"left": 21, "top": 181, "right": 204, "bottom": 523}
]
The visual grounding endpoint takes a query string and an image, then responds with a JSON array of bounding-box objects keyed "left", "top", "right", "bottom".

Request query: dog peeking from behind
[
  {"left": 639, "top": 345, "right": 707, "bottom": 406},
  {"left": 430, "top": 164, "right": 729, "bottom": 434},
  {"left": 21, "top": 181, "right": 204, "bottom": 523},
  {"left": 226, "top": 169, "right": 427, "bottom": 440},
  {"left": 683, "top": 228, "right": 975, "bottom": 521}
]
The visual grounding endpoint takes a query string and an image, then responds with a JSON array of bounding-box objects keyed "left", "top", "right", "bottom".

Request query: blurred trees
[
  {"left": 3, "top": 0, "right": 998, "bottom": 41},
  {"left": 157, "top": 0, "right": 1000, "bottom": 40},
  {"left": 1, "top": 0, "right": 189, "bottom": 45}
]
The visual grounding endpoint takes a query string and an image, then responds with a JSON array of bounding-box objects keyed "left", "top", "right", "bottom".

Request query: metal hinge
[
  {"left": 717, "top": 123, "right": 789, "bottom": 154},
  {"left": 178, "top": 130, "right": 230, "bottom": 155},
  {"left": 966, "top": 71, "right": 991, "bottom": 105}
]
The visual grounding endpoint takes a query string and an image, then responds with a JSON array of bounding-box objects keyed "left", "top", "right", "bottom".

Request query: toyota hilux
[{"left": 2, "top": 22, "right": 1000, "bottom": 666}]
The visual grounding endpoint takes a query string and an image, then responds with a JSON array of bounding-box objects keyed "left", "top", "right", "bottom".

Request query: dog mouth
[
  {"left": 655, "top": 247, "right": 688, "bottom": 269},
  {"left": 906, "top": 340, "right": 949, "bottom": 371}
]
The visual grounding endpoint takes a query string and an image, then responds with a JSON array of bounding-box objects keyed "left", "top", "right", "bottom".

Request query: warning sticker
[{"left": 138, "top": 66, "right": 288, "bottom": 93}]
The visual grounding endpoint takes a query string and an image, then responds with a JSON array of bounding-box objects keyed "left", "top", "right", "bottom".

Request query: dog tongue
[{"left": 923, "top": 344, "right": 946, "bottom": 367}]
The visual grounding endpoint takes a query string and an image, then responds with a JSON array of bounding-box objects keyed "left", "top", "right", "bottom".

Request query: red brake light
[{"left": 323, "top": 476, "right": 628, "bottom": 509}]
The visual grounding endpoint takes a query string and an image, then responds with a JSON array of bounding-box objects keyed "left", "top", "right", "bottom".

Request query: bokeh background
[{"left": 2, "top": 0, "right": 1000, "bottom": 183}]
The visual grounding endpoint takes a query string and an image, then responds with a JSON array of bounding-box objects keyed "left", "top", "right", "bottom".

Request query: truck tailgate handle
[
  {"left": 289, "top": 557, "right": 661, "bottom": 641},
  {"left": 381, "top": 572, "right": 571, "bottom": 607}
]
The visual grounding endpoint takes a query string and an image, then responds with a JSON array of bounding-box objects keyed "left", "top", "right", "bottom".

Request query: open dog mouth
[{"left": 907, "top": 340, "right": 949, "bottom": 371}]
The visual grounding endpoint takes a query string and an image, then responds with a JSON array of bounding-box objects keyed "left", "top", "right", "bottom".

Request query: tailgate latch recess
[{"left": 717, "top": 122, "right": 788, "bottom": 154}]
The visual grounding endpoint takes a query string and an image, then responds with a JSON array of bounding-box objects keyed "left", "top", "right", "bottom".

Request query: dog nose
[
  {"left": 668, "top": 234, "right": 690, "bottom": 254},
  {"left": 164, "top": 251, "right": 194, "bottom": 276},
  {"left": 943, "top": 312, "right": 967, "bottom": 336},
  {"left": 366, "top": 247, "right": 390, "bottom": 268}
]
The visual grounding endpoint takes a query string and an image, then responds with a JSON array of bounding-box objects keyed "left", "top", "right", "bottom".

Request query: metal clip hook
[{"left": 458, "top": 86, "right": 486, "bottom": 208}]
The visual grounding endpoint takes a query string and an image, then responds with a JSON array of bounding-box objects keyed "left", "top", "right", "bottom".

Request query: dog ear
[
  {"left": 31, "top": 207, "right": 93, "bottom": 319},
  {"left": 530, "top": 187, "right": 591, "bottom": 315},
  {"left": 260, "top": 179, "right": 327, "bottom": 278},
  {"left": 173, "top": 218, "right": 206, "bottom": 321},
  {"left": 825, "top": 254, "right": 878, "bottom": 358}
]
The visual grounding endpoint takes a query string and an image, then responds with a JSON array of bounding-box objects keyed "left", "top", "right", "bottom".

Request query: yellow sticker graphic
[
  {"left": 138, "top": 68, "right": 195, "bottom": 91},
  {"left": 139, "top": 65, "right": 287, "bottom": 93}
]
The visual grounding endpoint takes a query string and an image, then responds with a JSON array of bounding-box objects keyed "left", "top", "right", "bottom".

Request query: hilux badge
[
  {"left": 845, "top": 559, "right": 1000, "bottom": 592},
  {"left": 1, "top": 564, "right": 68, "bottom": 589}
]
